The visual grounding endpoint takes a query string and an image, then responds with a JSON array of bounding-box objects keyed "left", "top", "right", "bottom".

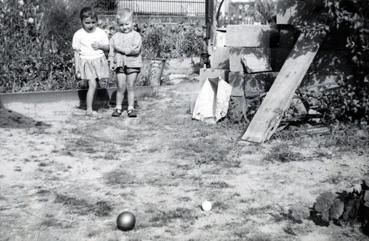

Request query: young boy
[{"left": 109, "top": 9, "right": 142, "bottom": 118}]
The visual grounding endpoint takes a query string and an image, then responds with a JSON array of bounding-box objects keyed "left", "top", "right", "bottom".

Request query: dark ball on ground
[{"left": 116, "top": 211, "right": 136, "bottom": 231}]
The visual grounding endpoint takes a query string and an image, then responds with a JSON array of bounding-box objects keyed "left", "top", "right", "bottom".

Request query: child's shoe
[
  {"left": 127, "top": 108, "right": 137, "bottom": 118},
  {"left": 86, "top": 110, "right": 98, "bottom": 117},
  {"left": 112, "top": 108, "right": 123, "bottom": 117}
]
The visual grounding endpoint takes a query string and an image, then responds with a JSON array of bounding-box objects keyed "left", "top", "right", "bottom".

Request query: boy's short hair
[
  {"left": 117, "top": 8, "right": 133, "bottom": 22},
  {"left": 80, "top": 7, "right": 98, "bottom": 21}
]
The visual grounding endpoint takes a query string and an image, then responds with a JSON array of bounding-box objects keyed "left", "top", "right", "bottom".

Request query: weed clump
[{"left": 263, "top": 144, "right": 305, "bottom": 163}]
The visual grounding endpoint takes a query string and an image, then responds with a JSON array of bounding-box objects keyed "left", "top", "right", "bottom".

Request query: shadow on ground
[{"left": 0, "top": 107, "right": 50, "bottom": 129}]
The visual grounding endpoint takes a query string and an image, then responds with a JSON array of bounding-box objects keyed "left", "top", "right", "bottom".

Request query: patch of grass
[
  {"left": 321, "top": 127, "right": 369, "bottom": 153},
  {"left": 38, "top": 161, "right": 50, "bottom": 167},
  {"left": 172, "top": 136, "right": 239, "bottom": 168},
  {"left": 241, "top": 205, "right": 274, "bottom": 218},
  {"left": 144, "top": 174, "right": 181, "bottom": 187},
  {"left": 177, "top": 196, "right": 192, "bottom": 202},
  {"left": 175, "top": 164, "right": 191, "bottom": 170},
  {"left": 64, "top": 137, "right": 98, "bottom": 154},
  {"left": 263, "top": 144, "right": 306, "bottom": 163},
  {"left": 143, "top": 147, "right": 161, "bottom": 153},
  {"left": 54, "top": 193, "right": 92, "bottom": 216},
  {"left": 36, "top": 189, "right": 51, "bottom": 196},
  {"left": 92, "top": 147, "right": 121, "bottom": 160},
  {"left": 312, "top": 149, "right": 333, "bottom": 159},
  {"left": 213, "top": 201, "right": 229, "bottom": 212},
  {"left": 102, "top": 152, "right": 120, "bottom": 160},
  {"left": 40, "top": 216, "right": 72, "bottom": 229},
  {"left": 233, "top": 226, "right": 251, "bottom": 239},
  {"left": 273, "top": 125, "right": 369, "bottom": 155},
  {"left": 54, "top": 193, "right": 112, "bottom": 217},
  {"left": 149, "top": 207, "right": 198, "bottom": 227},
  {"left": 94, "top": 201, "right": 113, "bottom": 217},
  {"left": 247, "top": 233, "right": 272, "bottom": 241},
  {"left": 104, "top": 169, "right": 139, "bottom": 187},
  {"left": 208, "top": 181, "right": 232, "bottom": 189}
]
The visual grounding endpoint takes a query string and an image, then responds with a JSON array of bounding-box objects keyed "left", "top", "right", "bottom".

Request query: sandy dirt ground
[{"left": 1, "top": 76, "right": 369, "bottom": 241}]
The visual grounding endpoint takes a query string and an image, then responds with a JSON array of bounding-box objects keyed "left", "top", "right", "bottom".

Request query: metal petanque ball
[{"left": 116, "top": 211, "right": 136, "bottom": 231}]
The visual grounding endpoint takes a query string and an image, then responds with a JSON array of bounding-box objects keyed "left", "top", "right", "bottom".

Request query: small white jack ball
[{"left": 202, "top": 200, "right": 212, "bottom": 211}]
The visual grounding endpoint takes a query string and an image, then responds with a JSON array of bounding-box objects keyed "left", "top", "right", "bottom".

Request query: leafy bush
[
  {"left": 301, "top": 81, "right": 369, "bottom": 124},
  {"left": 141, "top": 22, "right": 203, "bottom": 59},
  {"left": 0, "top": 0, "right": 90, "bottom": 92},
  {"left": 177, "top": 24, "right": 204, "bottom": 57}
]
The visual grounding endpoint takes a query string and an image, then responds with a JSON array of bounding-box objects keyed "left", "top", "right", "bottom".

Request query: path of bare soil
[{"left": 1, "top": 79, "right": 369, "bottom": 241}]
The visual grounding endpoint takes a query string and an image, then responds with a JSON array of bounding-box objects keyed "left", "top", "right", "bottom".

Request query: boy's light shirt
[
  {"left": 109, "top": 30, "right": 142, "bottom": 68},
  {"left": 111, "top": 31, "right": 141, "bottom": 55},
  {"left": 72, "top": 27, "right": 109, "bottom": 60}
]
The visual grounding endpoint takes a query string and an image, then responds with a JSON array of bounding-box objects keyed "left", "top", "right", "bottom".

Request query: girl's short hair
[{"left": 80, "top": 7, "right": 98, "bottom": 21}]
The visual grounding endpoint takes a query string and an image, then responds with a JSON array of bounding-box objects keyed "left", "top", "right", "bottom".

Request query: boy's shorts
[{"left": 115, "top": 66, "right": 141, "bottom": 75}]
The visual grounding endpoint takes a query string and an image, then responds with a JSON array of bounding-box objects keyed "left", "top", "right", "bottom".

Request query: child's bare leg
[
  {"left": 86, "top": 78, "right": 97, "bottom": 113},
  {"left": 126, "top": 72, "right": 138, "bottom": 110},
  {"left": 115, "top": 73, "right": 127, "bottom": 110}
]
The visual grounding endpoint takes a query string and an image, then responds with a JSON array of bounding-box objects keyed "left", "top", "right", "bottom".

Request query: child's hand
[
  {"left": 109, "top": 61, "right": 116, "bottom": 71},
  {"left": 114, "top": 45, "right": 125, "bottom": 55},
  {"left": 91, "top": 42, "right": 101, "bottom": 50},
  {"left": 75, "top": 71, "right": 81, "bottom": 80}
]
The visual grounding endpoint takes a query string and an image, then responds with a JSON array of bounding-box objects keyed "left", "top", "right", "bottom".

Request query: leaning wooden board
[{"left": 241, "top": 33, "right": 324, "bottom": 143}]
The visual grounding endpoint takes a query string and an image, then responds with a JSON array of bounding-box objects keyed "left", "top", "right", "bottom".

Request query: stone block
[
  {"left": 228, "top": 71, "right": 244, "bottom": 96},
  {"left": 228, "top": 71, "right": 277, "bottom": 97},
  {"left": 208, "top": 46, "right": 229, "bottom": 69},
  {"left": 226, "top": 25, "right": 270, "bottom": 48},
  {"left": 229, "top": 47, "right": 271, "bottom": 72}
]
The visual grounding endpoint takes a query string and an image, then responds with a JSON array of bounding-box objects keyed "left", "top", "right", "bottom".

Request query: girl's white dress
[{"left": 72, "top": 27, "right": 110, "bottom": 80}]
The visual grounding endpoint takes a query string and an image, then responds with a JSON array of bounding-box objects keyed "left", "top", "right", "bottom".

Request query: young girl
[
  {"left": 72, "top": 7, "right": 110, "bottom": 116},
  {"left": 109, "top": 9, "right": 142, "bottom": 118}
]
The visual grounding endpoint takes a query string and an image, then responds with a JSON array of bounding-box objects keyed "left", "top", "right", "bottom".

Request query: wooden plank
[{"left": 241, "top": 34, "right": 324, "bottom": 143}]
